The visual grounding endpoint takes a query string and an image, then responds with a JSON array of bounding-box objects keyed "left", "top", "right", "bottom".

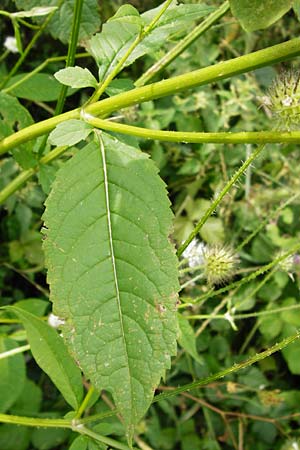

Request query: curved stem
[
  {"left": 1, "top": 38, "right": 300, "bottom": 154},
  {"left": 84, "top": 117, "right": 300, "bottom": 144}
]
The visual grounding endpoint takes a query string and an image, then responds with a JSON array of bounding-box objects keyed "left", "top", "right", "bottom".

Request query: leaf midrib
[{"left": 97, "top": 133, "right": 133, "bottom": 410}]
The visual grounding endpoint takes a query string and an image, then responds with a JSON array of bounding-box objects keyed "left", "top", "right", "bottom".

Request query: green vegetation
[{"left": 0, "top": 1, "right": 300, "bottom": 449}]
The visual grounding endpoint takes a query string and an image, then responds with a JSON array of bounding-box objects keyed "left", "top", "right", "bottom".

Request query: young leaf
[
  {"left": 87, "top": 6, "right": 142, "bottom": 82},
  {"left": 54, "top": 67, "right": 98, "bottom": 89},
  {"left": 142, "top": 1, "right": 215, "bottom": 29},
  {"left": 88, "top": 2, "right": 213, "bottom": 83},
  {"left": 6, "top": 306, "right": 83, "bottom": 410},
  {"left": 48, "top": 120, "right": 93, "bottom": 146},
  {"left": 0, "top": 337, "right": 26, "bottom": 413},
  {"left": 43, "top": 134, "right": 179, "bottom": 440},
  {"left": 229, "top": 0, "right": 292, "bottom": 32},
  {"left": 11, "top": 6, "right": 57, "bottom": 18}
]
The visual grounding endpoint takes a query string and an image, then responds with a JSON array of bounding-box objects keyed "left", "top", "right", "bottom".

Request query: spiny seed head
[
  {"left": 276, "top": 250, "right": 296, "bottom": 274},
  {"left": 202, "top": 245, "right": 238, "bottom": 285},
  {"left": 264, "top": 70, "right": 300, "bottom": 130}
]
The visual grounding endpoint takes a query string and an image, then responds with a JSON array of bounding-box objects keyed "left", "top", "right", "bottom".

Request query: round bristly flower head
[
  {"left": 276, "top": 250, "right": 298, "bottom": 280},
  {"left": 202, "top": 244, "right": 238, "bottom": 285},
  {"left": 264, "top": 70, "right": 300, "bottom": 130}
]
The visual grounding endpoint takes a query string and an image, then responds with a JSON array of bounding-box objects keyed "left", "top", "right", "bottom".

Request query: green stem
[
  {"left": 236, "top": 193, "right": 300, "bottom": 252},
  {"left": 0, "top": 414, "right": 71, "bottom": 428},
  {"left": 153, "top": 331, "right": 300, "bottom": 402},
  {"left": 0, "top": 109, "right": 79, "bottom": 156},
  {"left": 84, "top": 117, "right": 300, "bottom": 144},
  {"left": 0, "top": 344, "right": 30, "bottom": 360},
  {"left": 55, "top": 0, "right": 84, "bottom": 115},
  {"left": 75, "top": 385, "right": 96, "bottom": 419},
  {"left": 135, "top": 1, "right": 230, "bottom": 86},
  {"left": 0, "top": 168, "right": 35, "bottom": 205},
  {"left": 1, "top": 38, "right": 300, "bottom": 154},
  {"left": 86, "top": 37, "right": 300, "bottom": 117},
  {"left": 75, "top": 425, "right": 132, "bottom": 450},
  {"left": 185, "top": 303, "right": 300, "bottom": 320},
  {"left": 88, "top": 32, "right": 144, "bottom": 103},
  {"left": 1, "top": 331, "right": 298, "bottom": 432},
  {"left": 2, "top": 53, "right": 89, "bottom": 95},
  {"left": 0, "top": 146, "right": 68, "bottom": 205},
  {"left": 0, "top": 3, "right": 62, "bottom": 89},
  {"left": 192, "top": 243, "right": 300, "bottom": 304},
  {"left": 4, "top": 124, "right": 297, "bottom": 207},
  {"left": 89, "top": 0, "right": 173, "bottom": 103},
  {"left": 177, "top": 144, "right": 265, "bottom": 257},
  {"left": 233, "top": 267, "right": 276, "bottom": 311}
]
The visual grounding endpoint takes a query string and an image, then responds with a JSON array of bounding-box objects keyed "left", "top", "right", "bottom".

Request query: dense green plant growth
[{"left": 0, "top": 1, "right": 300, "bottom": 449}]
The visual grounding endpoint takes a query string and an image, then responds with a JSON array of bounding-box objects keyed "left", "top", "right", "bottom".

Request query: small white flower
[
  {"left": 48, "top": 313, "right": 65, "bottom": 328},
  {"left": 4, "top": 36, "right": 18, "bottom": 54},
  {"left": 182, "top": 240, "right": 206, "bottom": 268}
]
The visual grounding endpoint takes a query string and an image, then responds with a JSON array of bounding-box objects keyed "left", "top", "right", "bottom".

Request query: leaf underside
[
  {"left": 43, "top": 133, "right": 179, "bottom": 437},
  {"left": 88, "top": 2, "right": 214, "bottom": 83}
]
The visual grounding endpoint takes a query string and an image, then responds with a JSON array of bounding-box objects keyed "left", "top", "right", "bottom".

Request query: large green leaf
[
  {"left": 43, "top": 134, "right": 179, "bottom": 440},
  {"left": 229, "top": 0, "right": 292, "bottom": 31},
  {"left": 7, "top": 306, "right": 83, "bottom": 410},
  {"left": 13, "top": 0, "right": 100, "bottom": 44},
  {"left": 6, "top": 73, "right": 76, "bottom": 102},
  {"left": 88, "top": 2, "right": 214, "bottom": 82}
]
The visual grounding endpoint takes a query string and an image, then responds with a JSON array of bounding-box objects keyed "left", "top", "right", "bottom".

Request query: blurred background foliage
[{"left": 0, "top": 1, "right": 300, "bottom": 449}]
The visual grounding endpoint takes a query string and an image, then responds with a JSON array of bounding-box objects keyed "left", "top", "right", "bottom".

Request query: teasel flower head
[
  {"left": 264, "top": 70, "right": 300, "bottom": 130},
  {"left": 276, "top": 250, "right": 299, "bottom": 281},
  {"left": 202, "top": 244, "right": 239, "bottom": 286}
]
